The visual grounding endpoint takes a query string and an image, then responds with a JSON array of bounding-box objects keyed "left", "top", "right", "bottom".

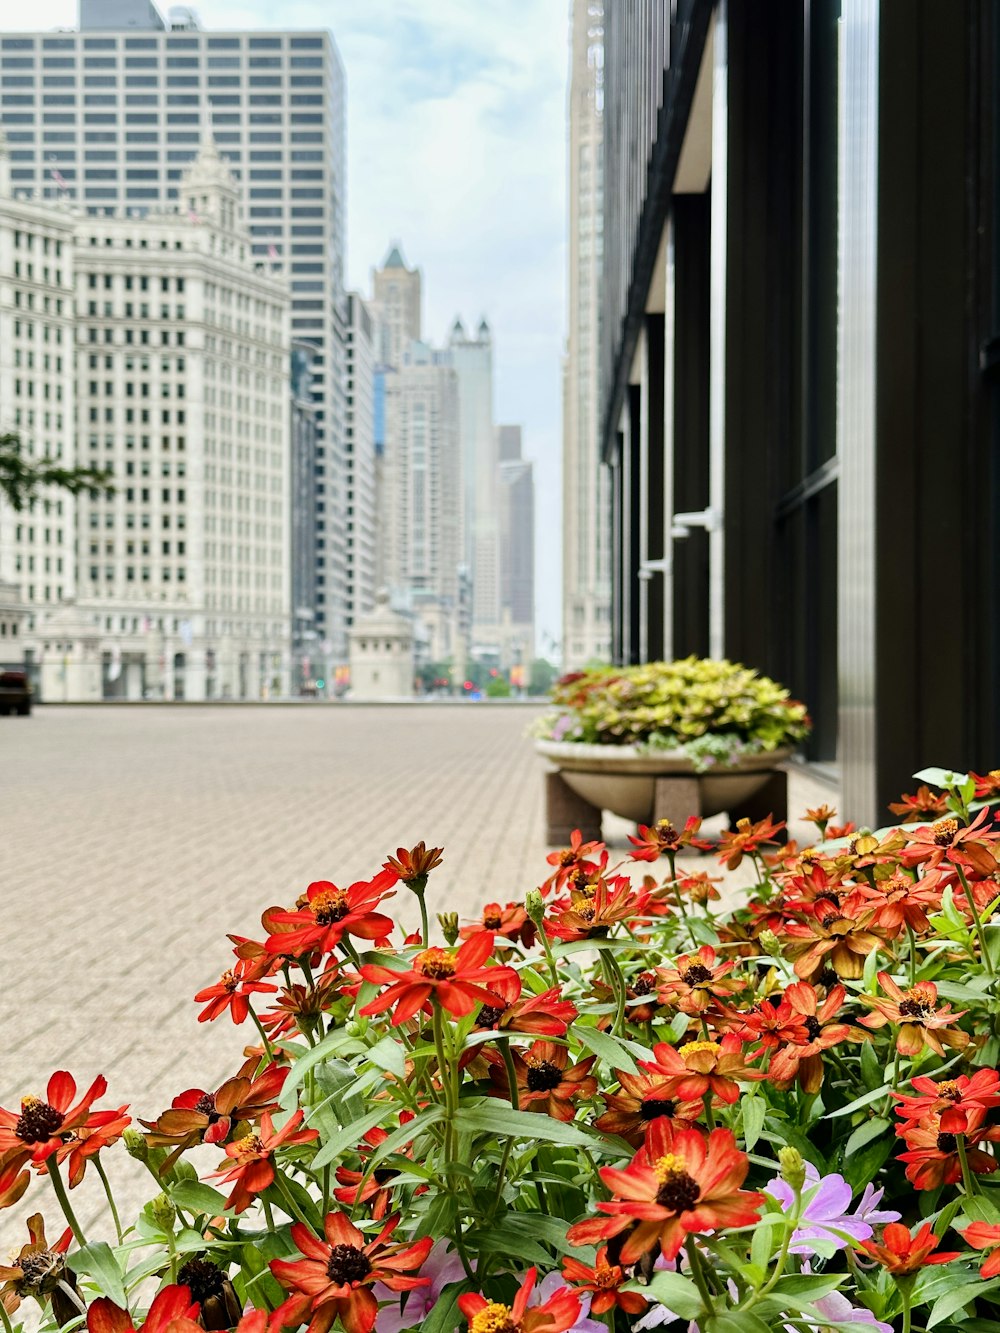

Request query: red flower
[
  {"left": 888, "top": 786, "right": 950, "bottom": 823},
  {"left": 358, "top": 932, "right": 516, "bottom": 1026},
  {"left": 86, "top": 1286, "right": 199, "bottom": 1333},
  {"left": 655, "top": 946, "right": 740, "bottom": 1014},
  {"left": 959, "top": 1221, "right": 1000, "bottom": 1278},
  {"left": 717, "top": 815, "right": 785, "bottom": 870},
  {"left": 545, "top": 877, "right": 650, "bottom": 942},
  {"left": 858, "top": 973, "right": 969, "bottom": 1057},
  {"left": 561, "top": 1248, "right": 648, "bottom": 1316},
  {"left": 896, "top": 1110, "right": 1000, "bottom": 1190},
  {"left": 168, "top": 1313, "right": 270, "bottom": 1333},
  {"left": 639, "top": 1034, "right": 763, "bottom": 1105},
  {"left": 195, "top": 958, "right": 278, "bottom": 1025},
  {"left": 458, "top": 1267, "right": 581, "bottom": 1333},
  {"left": 627, "top": 817, "right": 708, "bottom": 862},
  {"left": 333, "top": 1116, "right": 419, "bottom": 1220},
  {"left": 382, "top": 842, "right": 442, "bottom": 882},
  {"left": 0, "top": 1157, "right": 29, "bottom": 1210},
  {"left": 900, "top": 809, "right": 1000, "bottom": 870},
  {"left": 473, "top": 971, "right": 578, "bottom": 1037},
  {"left": 488, "top": 1040, "right": 597, "bottom": 1122},
  {"left": 861, "top": 870, "right": 944, "bottom": 937},
  {"left": 594, "top": 1070, "right": 702, "bottom": 1147},
  {"left": 55, "top": 1102, "right": 132, "bottom": 1188},
  {"left": 460, "top": 901, "right": 535, "bottom": 948},
  {"left": 209, "top": 1109, "right": 317, "bottom": 1212},
  {"left": 270, "top": 1212, "right": 432, "bottom": 1333},
  {"left": 972, "top": 771, "right": 1000, "bottom": 801},
  {"left": 0, "top": 1214, "right": 74, "bottom": 1318},
  {"left": 860, "top": 1223, "right": 960, "bottom": 1274},
  {"left": 0, "top": 1072, "right": 111, "bottom": 1165},
  {"left": 265, "top": 874, "right": 396, "bottom": 959},
  {"left": 567, "top": 1121, "right": 763, "bottom": 1263},
  {"left": 545, "top": 828, "right": 604, "bottom": 875},
  {"left": 783, "top": 905, "right": 887, "bottom": 981},
  {"left": 764, "top": 982, "right": 853, "bottom": 1093},
  {"left": 141, "top": 1061, "right": 288, "bottom": 1165},
  {"left": 894, "top": 1069, "right": 1000, "bottom": 1133}
]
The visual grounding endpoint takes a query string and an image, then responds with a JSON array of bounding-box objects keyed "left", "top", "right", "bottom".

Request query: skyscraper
[
  {"left": 370, "top": 243, "right": 421, "bottom": 369},
  {"left": 563, "top": 0, "right": 611, "bottom": 669},
  {"left": 345, "top": 292, "right": 376, "bottom": 630},
  {"left": 497, "top": 425, "right": 535, "bottom": 670},
  {"left": 1, "top": 0, "right": 349, "bottom": 659}
]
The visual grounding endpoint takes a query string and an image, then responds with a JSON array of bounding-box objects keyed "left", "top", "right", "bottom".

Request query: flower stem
[
  {"left": 249, "top": 1006, "right": 276, "bottom": 1064},
  {"left": 906, "top": 923, "right": 918, "bottom": 987},
  {"left": 538, "top": 927, "right": 561, "bottom": 989},
  {"left": 271, "top": 1169, "right": 314, "bottom": 1228},
  {"left": 602, "top": 950, "right": 627, "bottom": 1036},
  {"left": 957, "top": 1133, "right": 979, "bottom": 1196},
  {"left": 94, "top": 1155, "right": 123, "bottom": 1244},
  {"left": 409, "top": 876, "right": 431, "bottom": 948},
  {"left": 900, "top": 1283, "right": 912, "bottom": 1333},
  {"left": 46, "top": 1153, "right": 87, "bottom": 1247},
  {"left": 957, "top": 864, "right": 995, "bottom": 977},
  {"left": 702, "top": 1088, "right": 716, "bottom": 1131},
  {"left": 0, "top": 1298, "right": 15, "bottom": 1333},
  {"left": 685, "top": 1237, "right": 716, "bottom": 1318}
]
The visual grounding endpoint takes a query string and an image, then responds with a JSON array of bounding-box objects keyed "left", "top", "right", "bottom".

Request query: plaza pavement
[{"left": 0, "top": 702, "right": 838, "bottom": 1247}]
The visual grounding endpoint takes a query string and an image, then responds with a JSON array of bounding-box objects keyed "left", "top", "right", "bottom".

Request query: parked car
[{"left": 0, "top": 669, "right": 32, "bottom": 716}]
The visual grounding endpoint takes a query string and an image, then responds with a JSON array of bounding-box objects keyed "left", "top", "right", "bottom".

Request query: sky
[{"left": 9, "top": 0, "right": 570, "bottom": 659}]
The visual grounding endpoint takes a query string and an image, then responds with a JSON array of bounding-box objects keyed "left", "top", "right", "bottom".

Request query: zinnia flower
[
  {"left": 194, "top": 958, "right": 278, "bottom": 1024},
  {"left": 488, "top": 1041, "right": 597, "bottom": 1122},
  {"left": 639, "top": 1034, "right": 762, "bottom": 1105},
  {"left": 358, "top": 932, "right": 516, "bottom": 1026},
  {"left": 0, "top": 1214, "right": 76, "bottom": 1321},
  {"left": 627, "top": 818, "right": 707, "bottom": 862},
  {"left": 893, "top": 1069, "right": 1000, "bottom": 1133},
  {"left": 860, "top": 1223, "right": 960, "bottom": 1274},
  {"left": 717, "top": 815, "right": 785, "bottom": 870},
  {"left": 458, "top": 1267, "right": 582, "bottom": 1333},
  {"left": 208, "top": 1109, "right": 317, "bottom": 1212},
  {"left": 561, "top": 1249, "right": 649, "bottom": 1316},
  {"left": 264, "top": 874, "right": 396, "bottom": 959},
  {"left": 270, "top": 1212, "right": 432, "bottom": 1333},
  {"left": 594, "top": 1071, "right": 701, "bottom": 1148},
  {"left": 959, "top": 1221, "right": 1000, "bottom": 1278},
  {"left": 567, "top": 1122, "right": 763, "bottom": 1263},
  {"left": 86, "top": 1287, "right": 200, "bottom": 1333},
  {"left": 0, "top": 1071, "right": 111, "bottom": 1165},
  {"left": 858, "top": 973, "right": 969, "bottom": 1056}
]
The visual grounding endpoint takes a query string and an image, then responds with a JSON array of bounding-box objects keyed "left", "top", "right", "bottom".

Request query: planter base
[{"left": 545, "top": 770, "right": 603, "bottom": 844}]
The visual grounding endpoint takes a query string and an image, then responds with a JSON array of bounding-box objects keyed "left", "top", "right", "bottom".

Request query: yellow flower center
[
  {"left": 415, "top": 948, "right": 457, "bottom": 980},
  {"left": 652, "top": 1152, "right": 688, "bottom": 1184},
  {"left": 470, "top": 1303, "right": 518, "bottom": 1333},
  {"left": 932, "top": 818, "right": 959, "bottom": 846},
  {"left": 652, "top": 1154, "right": 701, "bottom": 1211},
  {"left": 312, "top": 887, "right": 349, "bottom": 925},
  {"left": 679, "top": 1040, "right": 719, "bottom": 1059},
  {"left": 236, "top": 1134, "right": 264, "bottom": 1155},
  {"left": 220, "top": 969, "right": 238, "bottom": 992}
]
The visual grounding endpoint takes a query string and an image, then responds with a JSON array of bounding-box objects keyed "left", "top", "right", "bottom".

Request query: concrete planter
[{"left": 536, "top": 738, "right": 792, "bottom": 839}]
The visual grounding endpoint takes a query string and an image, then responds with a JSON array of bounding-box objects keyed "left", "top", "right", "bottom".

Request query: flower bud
[
  {"left": 230, "top": 1120, "right": 251, "bottom": 1142},
  {"left": 778, "top": 1145, "right": 806, "bottom": 1192},
  {"left": 758, "top": 929, "right": 781, "bottom": 957},
  {"left": 123, "top": 1127, "right": 149, "bottom": 1162},
  {"left": 525, "top": 888, "right": 546, "bottom": 928},
  {"left": 150, "top": 1191, "right": 176, "bottom": 1231},
  {"left": 437, "top": 911, "right": 460, "bottom": 946}
]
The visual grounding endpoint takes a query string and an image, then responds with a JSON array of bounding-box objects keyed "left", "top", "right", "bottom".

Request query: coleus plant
[{"left": 6, "top": 768, "right": 1000, "bottom": 1332}]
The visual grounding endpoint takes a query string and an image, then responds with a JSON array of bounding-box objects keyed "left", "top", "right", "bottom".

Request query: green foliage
[
  {"left": 539, "top": 656, "right": 811, "bottom": 766},
  {"left": 0, "top": 431, "right": 114, "bottom": 512}
]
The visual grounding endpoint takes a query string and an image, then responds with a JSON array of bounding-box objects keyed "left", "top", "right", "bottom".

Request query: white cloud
[{"left": 6, "top": 0, "right": 569, "bottom": 654}]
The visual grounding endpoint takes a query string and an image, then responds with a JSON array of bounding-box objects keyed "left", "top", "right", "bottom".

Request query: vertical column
[{"left": 707, "top": 0, "right": 729, "bottom": 661}]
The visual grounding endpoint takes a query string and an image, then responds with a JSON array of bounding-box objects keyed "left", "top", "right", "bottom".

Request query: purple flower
[
  {"left": 804, "top": 1291, "right": 893, "bottom": 1333},
  {"left": 371, "top": 1240, "right": 468, "bottom": 1333},
  {"left": 766, "top": 1163, "right": 901, "bottom": 1254}
]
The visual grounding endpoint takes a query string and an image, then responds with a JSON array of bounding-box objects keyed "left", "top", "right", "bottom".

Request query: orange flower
[
  {"left": 0, "top": 1157, "right": 29, "bottom": 1210},
  {"left": 655, "top": 945, "right": 740, "bottom": 1014},
  {"left": 900, "top": 808, "right": 1000, "bottom": 870},
  {"left": 141, "top": 1060, "right": 288, "bottom": 1165},
  {"left": 594, "top": 1070, "right": 702, "bottom": 1147},
  {"left": 0, "top": 1071, "right": 112, "bottom": 1166},
  {"left": 561, "top": 1247, "right": 649, "bottom": 1316},
  {"left": 208, "top": 1109, "right": 317, "bottom": 1212},
  {"left": 860, "top": 1223, "right": 960, "bottom": 1274},
  {"left": 764, "top": 981, "right": 853, "bottom": 1093},
  {"left": 627, "top": 817, "right": 708, "bottom": 862},
  {"left": 893, "top": 1069, "right": 1000, "bottom": 1134},
  {"left": 959, "top": 1221, "right": 1000, "bottom": 1278},
  {"left": 358, "top": 931, "right": 517, "bottom": 1026},
  {"left": 567, "top": 1121, "right": 763, "bottom": 1263},
  {"left": 858, "top": 972, "right": 969, "bottom": 1057},
  {"left": 460, "top": 901, "right": 535, "bottom": 947},
  {"left": 473, "top": 971, "right": 577, "bottom": 1037},
  {"left": 194, "top": 958, "right": 278, "bottom": 1025},
  {"left": 86, "top": 1287, "right": 199, "bottom": 1333},
  {"left": 488, "top": 1040, "right": 597, "bottom": 1122},
  {"left": 270, "top": 1212, "right": 432, "bottom": 1333},
  {"left": 639, "top": 1034, "right": 762, "bottom": 1105},
  {"left": 717, "top": 815, "right": 785, "bottom": 870},
  {"left": 545, "top": 877, "right": 650, "bottom": 942},
  {"left": 783, "top": 904, "right": 887, "bottom": 980},
  {"left": 55, "top": 1102, "right": 132, "bottom": 1188},
  {"left": 860, "top": 869, "right": 944, "bottom": 937},
  {"left": 265, "top": 873, "right": 396, "bottom": 959},
  {"left": 804, "top": 804, "right": 838, "bottom": 836},
  {"left": 0, "top": 1214, "right": 74, "bottom": 1319},
  {"left": 896, "top": 1112, "right": 1000, "bottom": 1190},
  {"left": 383, "top": 842, "right": 443, "bottom": 882},
  {"left": 888, "top": 786, "right": 950, "bottom": 823},
  {"left": 458, "top": 1266, "right": 581, "bottom": 1333},
  {"left": 333, "top": 1116, "right": 419, "bottom": 1221}
]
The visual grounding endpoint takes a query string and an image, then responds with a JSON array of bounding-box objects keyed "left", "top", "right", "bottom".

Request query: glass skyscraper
[{"left": 0, "top": 0, "right": 349, "bottom": 655}]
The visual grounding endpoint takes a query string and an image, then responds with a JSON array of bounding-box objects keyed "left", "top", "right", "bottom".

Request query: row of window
[{"left": 1, "top": 36, "right": 325, "bottom": 51}]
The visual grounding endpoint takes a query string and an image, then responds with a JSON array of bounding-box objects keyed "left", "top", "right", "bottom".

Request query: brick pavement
[{"left": 0, "top": 703, "right": 839, "bottom": 1250}]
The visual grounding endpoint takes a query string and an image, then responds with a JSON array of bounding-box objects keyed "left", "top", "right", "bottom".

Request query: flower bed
[{"left": 6, "top": 768, "right": 1000, "bottom": 1332}]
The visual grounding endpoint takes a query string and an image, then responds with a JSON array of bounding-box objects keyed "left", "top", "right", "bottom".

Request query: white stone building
[
  {"left": 370, "top": 244, "right": 421, "bottom": 370},
  {"left": 345, "top": 292, "right": 376, "bottom": 631},
  {"left": 0, "top": 131, "right": 77, "bottom": 631},
  {"left": 563, "top": 0, "right": 612, "bottom": 669},
  {"left": 64, "top": 137, "right": 291, "bottom": 700},
  {"left": 347, "top": 588, "right": 414, "bottom": 700}
]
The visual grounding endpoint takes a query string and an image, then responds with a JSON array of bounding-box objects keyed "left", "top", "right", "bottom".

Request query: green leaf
[
  {"left": 628, "top": 1271, "right": 703, "bottom": 1320},
  {"left": 825, "top": 1085, "right": 889, "bottom": 1119},
  {"left": 956, "top": 1192, "right": 1000, "bottom": 1225},
  {"left": 280, "top": 1027, "right": 367, "bottom": 1104},
  {"left": 68, "top": 1242, "right": 127, "bottom": 1307},
  {"left": 928, "top": 1275, "right": 1000, "bottom": 1328},
  {"left": 913, "top": 766, "right": 959, "bottom": 789},
  {"left": 665, "top": 1011, "right": 691, "bottom": 1043},
  {"left": 577, "top": 1025, "right": 640, "bottom": 1074},
  {"left": 310, "top": 1103, "right": 393, "bottom": 1170},
  {"left": 168, "top": 1180, "right": 229, "bottom": 1215},
  {"left": 742, "top": 1094, "right": 766, "bottom": 1151},
  {"left": 367, "top": 1034, "right": 407, "bottom": 1080},
  {"left": 840, "top": 1135, "right": 892, "bottom": 1191},
  {"left": 845, "top": 1115, "right": 891, "bottom": 1157},
  {"left": 859, "top": 1039, "right": 883, "bottom": 1091},
  {"left": 706, "top": 1314, "right": 770, "bottom": 1333},
  {"left": 417, "top": 1279, "right": 470, "bottom": 1333},
  {"left": 454, "top": 1103, "right": 597, "bottom": 1149}
]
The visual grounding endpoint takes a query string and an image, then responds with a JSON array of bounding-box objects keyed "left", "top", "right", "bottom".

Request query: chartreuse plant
[
  {"left": 538, "top": 658, "right": 811, "bottom": 769},
  {"left": 9, "top": 772, "right": 1000, "bottom": 1332}
]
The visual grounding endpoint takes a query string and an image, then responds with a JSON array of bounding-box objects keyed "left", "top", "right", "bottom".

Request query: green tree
[
  {"left": 485, "top": 675, "right": 511, "bottom": 698},
  {"left": 0, "top": 432, "right": 113, "bottom": 513},
  {"left": 528, "top": 657, "right": 558, "bottom": 697}
]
